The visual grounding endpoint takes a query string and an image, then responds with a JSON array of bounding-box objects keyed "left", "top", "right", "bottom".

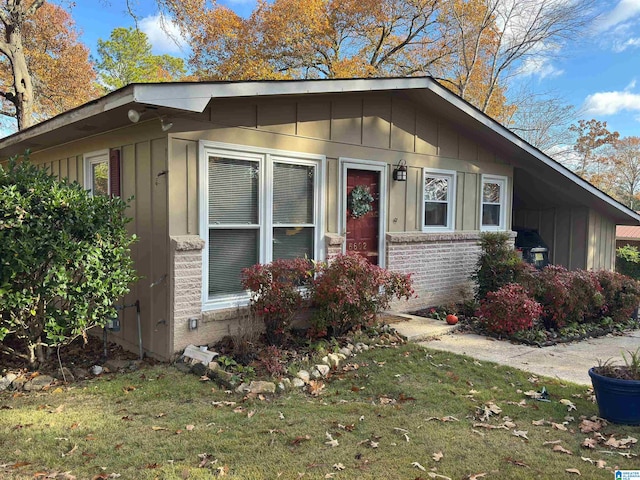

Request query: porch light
[
  {"left": 393, "top": 159, "right": 407, "bottom": 182},
  {"left": 127, "top": 108, "right": 141, "bottom": 123}
]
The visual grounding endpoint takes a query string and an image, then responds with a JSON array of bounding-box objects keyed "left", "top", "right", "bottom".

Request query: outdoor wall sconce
[{"left": 393, "top": 159, "right": 407, "bottom": 182}]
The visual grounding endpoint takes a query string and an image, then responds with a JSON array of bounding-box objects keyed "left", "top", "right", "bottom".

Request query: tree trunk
[{"left": 9, "top": 27, "right": 34, "bottom": 130}]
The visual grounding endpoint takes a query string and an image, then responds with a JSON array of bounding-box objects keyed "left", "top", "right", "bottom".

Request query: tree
[
  {"left": 96, "top": 27, "right": 186, "bottom": 90},
  {"left": 610, "top": 136, "right": 640, "bottom": 210},
  {"left": 0, "top": 1, "right": 98, "bottom": 130},
  {"left": 0, "top": 156, "right": 137, "bottom": 366},
  {"left": 568, "top": 119, "right": 619, "bottom": 191},
  {"left": 149, "top": 0, "right": 593, "bottom": 122}
]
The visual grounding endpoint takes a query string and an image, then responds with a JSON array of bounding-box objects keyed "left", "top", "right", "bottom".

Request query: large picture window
[
  {"left": 481, "top": 175, "right": 507, "bottom": 231},
  {"left": 201, "top": 144, "right": 324, "bottom": 308},
  {"left": 422, "top": 168, "right": 456, "bottom": 232}
]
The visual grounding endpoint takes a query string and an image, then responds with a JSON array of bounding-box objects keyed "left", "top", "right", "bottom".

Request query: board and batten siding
[
  {"left": 513, "top": 206, "right": 616, "bottom": 271},
  {"left": 24, "top": 122, "right": 171, "bottom": 359},
  {"left": 167, "top": 92, "right": 512, "bottom": 239}
]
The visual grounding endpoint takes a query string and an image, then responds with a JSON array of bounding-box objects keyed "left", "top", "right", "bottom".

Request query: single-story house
[
  {"left": 616, "top": 225, "right": 640, "bottom": 250},
  {"left": 1, "top": 77, "right": 638, "bottom": 360}
]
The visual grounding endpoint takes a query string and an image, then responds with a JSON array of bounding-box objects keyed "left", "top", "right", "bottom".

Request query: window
[
  {"left": 201, "top": 144, "right": 324, "bottom": 308},
  {"left": 84, "top": 149, "right": 120, "bottom": 197},
  {"left": 481, "top": 175, "right": 507, "bottom": 231},
  {"left": 84, "top": 150, "right": 110, "bottom": 196},
  {"left": 422, "top": 168, "right": 456, "bottom": 232}
]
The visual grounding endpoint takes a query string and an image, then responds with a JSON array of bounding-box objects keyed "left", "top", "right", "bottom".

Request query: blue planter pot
[{"left": 589, "top": 367, "right": 640, "bottom": 425}]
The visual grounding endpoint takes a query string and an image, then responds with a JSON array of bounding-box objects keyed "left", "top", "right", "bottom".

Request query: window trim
[
  {"left": 199, "top": 141, "right": 326, "bottom": 311},
  {"left": 83, "top": 149, "right": 110, "bottom": 196},
  {"left": 480, "top": 174, "right": 508, "bottom": 231},
  {"left": 422, "top": 168, "right": 457, "bottom": 232}
]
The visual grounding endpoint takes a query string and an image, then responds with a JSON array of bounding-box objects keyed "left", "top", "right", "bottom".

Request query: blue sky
[{"left": 71, "top": 0, "right": 640, "bottom": 138}]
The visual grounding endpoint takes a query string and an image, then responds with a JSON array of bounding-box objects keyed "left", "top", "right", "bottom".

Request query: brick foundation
[{"left": 385, "top": 231, "right": 515, "bottom": 310}]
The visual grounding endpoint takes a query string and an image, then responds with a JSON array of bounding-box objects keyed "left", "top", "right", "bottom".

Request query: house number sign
[{"left": 347, "top": 241, "right": 368, "bottom": 251}]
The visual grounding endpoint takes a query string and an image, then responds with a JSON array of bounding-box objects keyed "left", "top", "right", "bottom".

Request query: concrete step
[{"left": 384, "top": 313, "right": 458, "bottom": 342}]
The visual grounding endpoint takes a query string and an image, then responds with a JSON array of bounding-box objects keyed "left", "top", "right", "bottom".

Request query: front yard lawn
[{"left": 1, "top": 343, "right": 638, "bottom": 479}]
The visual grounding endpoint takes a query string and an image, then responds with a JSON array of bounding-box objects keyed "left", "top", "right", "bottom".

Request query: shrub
[
  {"left": 0, "top": 156, "right": 137, "bottom": 366},
  {"left": 595, "top": 270, "right": 640, "bottom": 323},
  {"left": 241, "top": 258, "right": 313, "bottom": 345},
  {"left": 534, "top": 265, "right": 603, "bottom": 329},
  {"left": 476, "top": 283, "right": 542, "bottom": 335},
  {"left": 472, "top": 232, "right": 524, "bottom": 300},
  {"left": 616, "top": 245, "right": 640, "bottom": 280},
  {"left": 310, "top": 253, "right": 414, "bottom": 337}
]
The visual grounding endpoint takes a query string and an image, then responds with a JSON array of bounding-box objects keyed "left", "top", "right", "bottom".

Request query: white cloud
[
  {"left": 595, "top": 0, "right": 640, "bottom": 32},
  {"left": 626, "top": 79, "right": 637, "bottom": 91},
  {"left": 518, "top": 56, "right": 564, "bottom": 79},
  {"left": 613, "top": 37, "right": 640, "bottom": 51},
  {"left": 139, "top": 14, "right": 188, "bottom": 55},
  {"left": 583, "top": 90, "right": 640, "bottom": 115}
]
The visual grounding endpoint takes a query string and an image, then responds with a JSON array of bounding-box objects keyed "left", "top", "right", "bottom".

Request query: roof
[
  {"left": 0, "top": 77, "right": 638, "bottom": 225},
  {"left": 616, "top": 225, "right": 640, "bottom": 240}
]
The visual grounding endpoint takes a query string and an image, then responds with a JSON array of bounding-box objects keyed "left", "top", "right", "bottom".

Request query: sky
[{"left": 70, "top": 0, "right": 640, "bottom": 138}]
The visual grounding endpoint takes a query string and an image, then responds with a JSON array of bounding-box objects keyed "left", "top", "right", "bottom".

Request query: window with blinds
[{"left": 205, "top": 153, "right": 319, "bottom": 303}]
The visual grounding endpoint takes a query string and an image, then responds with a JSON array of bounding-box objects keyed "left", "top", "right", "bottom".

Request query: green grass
[{"left": 1, "top": 344, "right": 638, "bottom": 479}]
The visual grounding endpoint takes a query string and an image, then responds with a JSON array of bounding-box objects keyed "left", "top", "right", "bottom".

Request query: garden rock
[
  {"left": 292, "top": 378, "right": 305, "bottom": 388},
  {"left": 90, "top": 365, "right": 103, "bottom": 375},
  {"left": 24, "top": 375, "right": 55, "bottom": 391},
  {"left": 190, "top": 362, "right": 208, "bottom": 377},
  {"left": 248, "top": 381, "right": 276, "bottom": 394},
  {"left": 315, "top": 364, "right": 330, "bottom": 377},
  {"left": 0, "top": 373, "right": 17, "bottom": 391},
  {"left": 296, "top": 370, "right": 310, "bottom": 383},
  {"left": 11, "top": 376, "right": 27, "bottom": 390},
  {"left": 235, "top": 382, "right": 249, "bottom": 393},
  {"left": 339, "top": 347, "right": 352, "bottom": 357},
  {"left": 327, "top": 353, "right": 341, "bottom": 368}
]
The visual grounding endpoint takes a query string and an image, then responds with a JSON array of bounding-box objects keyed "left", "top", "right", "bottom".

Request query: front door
[{"left": 346, "top": 169, "right": 379, "bottom": 265}]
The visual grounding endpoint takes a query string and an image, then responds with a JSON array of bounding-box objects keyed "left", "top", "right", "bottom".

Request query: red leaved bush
[
  {"left": 310, "top": 253, "right": 414, "bottom": 337},
  {"left": 241, "top": 258, "right": 313, "bottom": 345},
  {"left": 476, "top": 283, "right": 543, "bottom": 335}
]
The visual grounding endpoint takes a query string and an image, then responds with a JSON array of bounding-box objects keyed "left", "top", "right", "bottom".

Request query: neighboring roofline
[{"left": 0, "top": 76, "right": 638, "bottom": 223}]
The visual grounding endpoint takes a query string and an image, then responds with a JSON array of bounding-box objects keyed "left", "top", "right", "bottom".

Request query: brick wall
[
  {"left": 386, "top": 232, "right": 514, "bottom": 310},
  {"left": 325, "top": 233, "right": 344, "bottom": 261}
]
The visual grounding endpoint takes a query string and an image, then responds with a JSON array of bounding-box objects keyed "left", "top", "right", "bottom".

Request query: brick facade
[{"left": 385, "top": 232, "right": 515, "bottom": 310}]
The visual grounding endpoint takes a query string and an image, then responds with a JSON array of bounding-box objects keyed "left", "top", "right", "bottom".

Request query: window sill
[{"left": 202, "top": 294, "right": 250, "bottom": 312}]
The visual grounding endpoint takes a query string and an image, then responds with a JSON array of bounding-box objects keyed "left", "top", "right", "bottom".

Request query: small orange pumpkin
[{"left": 446, "top": 314, "right": 458, "bottom": 325}]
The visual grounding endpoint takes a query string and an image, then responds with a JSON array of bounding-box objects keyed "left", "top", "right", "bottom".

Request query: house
[
  {"left": 1, "top": 77, "right": 638, "bottom": 360},
  {"left": 616, "top": 225, "right": 640, "bottom": 250}
]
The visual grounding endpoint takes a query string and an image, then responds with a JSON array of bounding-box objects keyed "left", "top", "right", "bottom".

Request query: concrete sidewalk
[
  {"left": 391, "top": 314, "right": 640, "bottom": 385},
  {"left": 419, "top": 332, "right": 640, "bottom": 385}
]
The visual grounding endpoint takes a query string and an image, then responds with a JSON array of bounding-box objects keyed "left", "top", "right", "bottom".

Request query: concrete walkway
[{"left": 391, "top": 315, "right": 640, "bottom": 385}]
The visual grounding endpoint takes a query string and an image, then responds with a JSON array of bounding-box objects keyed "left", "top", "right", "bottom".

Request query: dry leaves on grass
[
  {"left": 476, "top": 402, "right": 502, "bottom": 422},
  {"left": 324, "top": 432, "right": 339, "bottom": 447},
  {"left": 552, "top": 445, "right": 573, "bottom": 455},
  {"left": 308, "top": 380, "right": 325, "bottom": 396},
  {"left": 432, "top": 451, "right": 443, "bottom": 462},
  {"left": 560, "top": 399, "right": 577, "bottom": 411},
  {"left": 512, "top": 430, "right": 529, "bottom": 440},
  {"left": 426, "top": 416, "right": 459, "bottom": 422},
  {"left": 579, "top": 419, "right": 603, "bottom": 433},
  {"left": 464, "top": 474, "right": 487, "bottom": 480},
  {"left": 605, "top": 435, "right": 638, "bottom": 449},
  {"left": 565, "top": 468, "right": 581, "bottom": 475}
]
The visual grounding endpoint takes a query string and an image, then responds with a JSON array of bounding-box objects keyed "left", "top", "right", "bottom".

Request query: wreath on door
[{"left": 348, "top": 185, "right": 374, "bottom": 219}]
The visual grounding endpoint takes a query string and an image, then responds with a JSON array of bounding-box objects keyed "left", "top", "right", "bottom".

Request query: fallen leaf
[
  {"left": 62, "top": 444, "right": 78, "bottom": 457},
  {"left": 333, "top": 463, "right": 345, "bottom": 471},
  {"left": 596, "top": 459, "right": 606, "bottom": 469},
  {"left": 581, "top": 438, "right": 597, "bottom": 449},
  {"left": 186, "top": 425, "right": 195, "bottom": 431},
  {"left": 512, "top": 430, "right": 529, "bottom": 440},
  {"left": 432, "top": 451, "right": 443, "bottom": 462},
  {"left": 532, "top": 419, "right": 546, "bottom": 426},
  {"left": 579, "top": 419, "right": 602, "bottom": 433},
  {"left": 505, "top": 458, "right": 529, "bottom": 468},
  {"left": 151, "top": 426, "right": 167, "bottom": 431},
  {"left": 291, "top": 435, "right": 311, "bottom": 446},
  {"left": 325, "top": 432, "right": 339, "bottom": 447},
  {"left": 552, "top": 445, "right": 573, "bottom": 455},
  {"left": 565, "top": 468, "right": 581, "bottom": 475},
  {"left": 552, "top": 422, "right": 568, "bottom": 431},
  {"left": 466, "top": 474, "right": 487, "bottom": 480},
  {"left": 247, "top": 410, "right": 256, "bottom": 419},
  {"left": 308, "top": 380, "right": 325, "bottom": 396},
  {"left": 543, "top": 439, "right": 562, "bottom": 445},
  {"left": 411, "top": 462, "right": 426, "bottom": 471},
  {"left": 560, "top": 399, "right": 577, "bottom": 411}
]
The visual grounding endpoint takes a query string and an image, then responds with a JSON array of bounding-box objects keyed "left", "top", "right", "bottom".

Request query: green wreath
[{"left": 348, "top": 185, "right": 374, "bottom": 218}]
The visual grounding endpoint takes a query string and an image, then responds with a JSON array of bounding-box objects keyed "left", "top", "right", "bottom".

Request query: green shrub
[
  {"left": 616, "top": 245, "right": 640, "bottom": 280},
  {"left": 310, "top": 253, "right": 414, "bottom": 337},
  {"left": 476, "top": 283, "right": 542, "bottom": 335},
  {"left": 0, "top": 155, "right": 137, "bottom": 366},
  {"left": 472, "top": 232, "right": 524, "bottom": 300}
]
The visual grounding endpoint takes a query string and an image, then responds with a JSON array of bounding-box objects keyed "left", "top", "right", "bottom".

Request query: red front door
[{"left": 346, "top": 169, "right": 379, "bottom": 265}]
